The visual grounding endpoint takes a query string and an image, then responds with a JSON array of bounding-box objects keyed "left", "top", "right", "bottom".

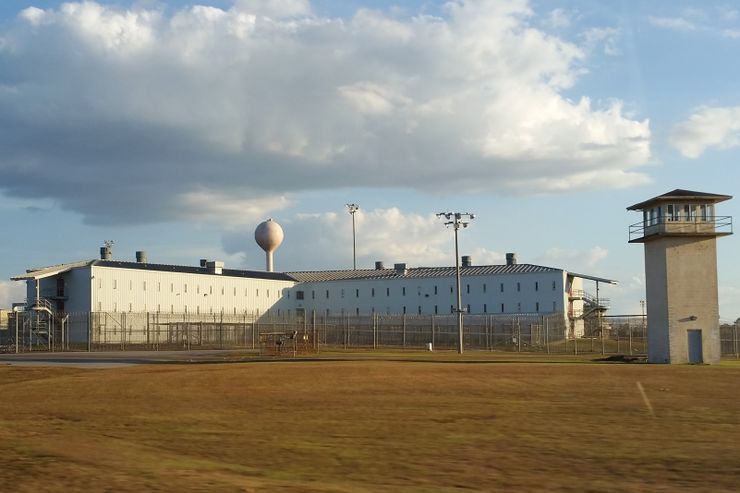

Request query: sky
[{"left": 0, "top": 0, "right": 739, "bottom": 320}]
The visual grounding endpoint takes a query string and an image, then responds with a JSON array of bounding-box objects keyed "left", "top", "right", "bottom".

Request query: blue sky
[{"left": 0, "top": 0, "right": 739, "bottom": 320}]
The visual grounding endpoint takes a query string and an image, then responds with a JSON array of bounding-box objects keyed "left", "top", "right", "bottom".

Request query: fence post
[
  {"left": 373, "top": 313, "right": 377, "bottom": 349},
  {"left": 574, "top": 331, "right": 578, "bottom": 355},
  {"left": 431, "top": 315, "right": 435, "bottom": 349},
  {"left": 545, "top": 316, "right": 550, "bottom": 354},
  {"left": 734, "top": 323, "right": 739, "bottom": 358},
  {"left": 219, "top": 312, "right": 224, "bottom": 349},
  {"left": 517, "top": 317, "right": 521, "bottom": 353},
  {"left": 629, "top": 321, "right": 633, "bottom": 356},
  {"left": 402, "top": 314, "right": 406, "bottom": 349},
  {"left": 312, "top": 310, "right": 317, "bottom": 352}
]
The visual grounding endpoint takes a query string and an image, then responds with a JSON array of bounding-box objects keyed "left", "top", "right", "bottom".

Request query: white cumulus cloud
[
  {"left": 0, "top": 1, "right": 651, "bottom": 226},
  {"left": 670, "top": 105, "right": 740, "bottom": 158}
]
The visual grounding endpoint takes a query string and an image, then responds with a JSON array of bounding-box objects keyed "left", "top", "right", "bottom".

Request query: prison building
[{"left": 12, "top": 249, "right": 612, "bottom": 343}]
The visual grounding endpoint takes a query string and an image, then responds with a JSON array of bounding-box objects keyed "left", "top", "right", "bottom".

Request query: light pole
[
  {"left": 346, "top": 204, "right": 359, "bottom": 270},
  {"left": 437, "top": 212, "right": 475, "bottom": 354}
]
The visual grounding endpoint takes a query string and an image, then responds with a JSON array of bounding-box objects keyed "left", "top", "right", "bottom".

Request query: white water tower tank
[{"left": 255, "top": 219, "right": 284, "bottom": 272}]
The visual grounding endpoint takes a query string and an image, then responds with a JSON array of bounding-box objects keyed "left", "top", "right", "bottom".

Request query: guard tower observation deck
[{"left": 628, "top": 189, "right": 732, "bottom": 242}]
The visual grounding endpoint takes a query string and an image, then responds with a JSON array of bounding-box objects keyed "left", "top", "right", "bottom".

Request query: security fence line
[{"left": 1, "top": 310, "right": 738, "bottom": 357}]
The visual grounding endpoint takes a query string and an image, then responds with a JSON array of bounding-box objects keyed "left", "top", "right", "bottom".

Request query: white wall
[
  {"left": 291, "top": 271, "right": 566, "bottom": 317},
  {"left": 90, "top": 266, "right": 296, "bottom": 316}
]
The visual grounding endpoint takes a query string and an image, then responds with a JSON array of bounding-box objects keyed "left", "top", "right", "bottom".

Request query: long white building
[{"left": 12, "top": 249, "right": 613, "bottom": 341}]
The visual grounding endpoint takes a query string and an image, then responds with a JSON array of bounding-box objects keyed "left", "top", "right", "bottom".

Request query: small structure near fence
[{"left": 259, "top": 330, "right": 315, "bottom": 357}]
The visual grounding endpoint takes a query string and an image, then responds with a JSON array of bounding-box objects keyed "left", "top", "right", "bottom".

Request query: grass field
[{"left": 1, "top": 353, "right": 739, "bottom": 492}]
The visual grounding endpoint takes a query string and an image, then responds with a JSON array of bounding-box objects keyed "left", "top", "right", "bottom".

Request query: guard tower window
[
  {"left": 418, "top": 306, "right": 422, "bottom": 314},
  {"left": 356, "top": 289, "right": 359, "bottom": 298},
  {"left": 500, "top": 283, "right": 504, "bottom": 293},
  {"left": 536, "top": 302, "right": 540, "bottom": 312},
  {"left": 402, "top": 287, "right": 406, "bottom": 296},
  {"left": 326, "top": 290, "right": 329, "bottom": 299},
  {"left": 311, "top": 290, "right": 315, "bottom": 299},
  {"left": 296, "top": 291, "right": 304, "bottom": 300},
  {"left": 386, "top": 287, "right": 390, "bottom": 296},
  {"left": 517, "top": 282, "right": 521, "bottom": 292},
  {"left": 371, "top": 288, "right": 375, "bottom": 297},
  {"left": 434, "top": 286, "right": 438, "bottom": 295},
  {"left": 435, "top": 305, "right": 438, "bottom": 314},
  {"left": 535, "top": 282, "right": 539, "bottom": 291}
]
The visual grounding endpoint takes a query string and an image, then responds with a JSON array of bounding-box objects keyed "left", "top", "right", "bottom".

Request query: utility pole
[
  {"left": 346, "top": 204, "right": 359, "bottom": 270},
  {"left": 437, "top": 212, "right": 475, "bottom": 354}
]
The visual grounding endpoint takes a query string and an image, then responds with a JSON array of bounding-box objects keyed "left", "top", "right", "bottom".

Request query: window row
[
  {"left": 297, "top": 281, "right": 558, "bottom": 300},
  {"left": 101, "top": 279, "right": 286, "bottom": 298}
]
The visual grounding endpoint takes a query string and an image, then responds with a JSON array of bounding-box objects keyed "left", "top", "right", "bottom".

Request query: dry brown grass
[{"left": 0, "top": 355, "right": 739, "bottom": 492}]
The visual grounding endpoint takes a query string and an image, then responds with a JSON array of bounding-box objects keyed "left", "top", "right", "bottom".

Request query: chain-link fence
[{"left": 2, "top": 310, "right": 738, "bottom": 357}]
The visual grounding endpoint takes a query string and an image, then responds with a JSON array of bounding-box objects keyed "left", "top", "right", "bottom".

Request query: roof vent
[
  {"left": 394, "top": 263, "right": 407, "bottom": 275},
  {"left": 375, "top": 261, "right": 385, "bottom": 270},
  {"left": 461, "top": 255, "right": 472, "bottom": 268},
  {"left": 206, "top": 260, "right": 224, "bottom": 275},
  {"left": 506, "top": 253, "right": 517, "bottom": 266},
  {"left": 135, "top": 251, "right": 147, "bottom": 263},
  {"left": 100, "top": 240, "right": 113, "bottom": 260}
]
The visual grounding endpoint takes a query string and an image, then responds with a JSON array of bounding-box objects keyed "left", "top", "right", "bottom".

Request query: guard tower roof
[{"left": 627, "top": 189, "right": 732, "bottom": 211}]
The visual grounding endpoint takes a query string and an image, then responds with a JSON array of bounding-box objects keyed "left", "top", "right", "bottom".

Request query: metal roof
[
  {"left": 287, "top": 264, "right": 562, "bottom": 282},
  {"left": 12, "top": 260, "right": 615, "bottom": 285},
  {"left": 627, "top": 189, "right": 732, "bottom": 210},
  {"left": 12, "top": 260, "right": 95, "bottom": 281},
  {"left": 12, "top": 259, "right": 294, "bottom": 282}
]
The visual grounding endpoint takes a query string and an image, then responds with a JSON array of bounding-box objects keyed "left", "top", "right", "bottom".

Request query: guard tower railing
[{"left": 629, "top": 215, "right": 733, "bottom": 242}]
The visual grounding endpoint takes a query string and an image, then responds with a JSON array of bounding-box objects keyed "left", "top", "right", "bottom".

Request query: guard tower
[{"left": 628, "top": 189, "right": 733, "bottom": 364}]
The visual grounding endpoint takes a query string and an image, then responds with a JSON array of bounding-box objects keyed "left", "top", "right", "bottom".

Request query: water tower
[
  {"left": 255, "top": 219, "right": 284, "bottom": 272},
  {"left": 628, "top": 189, "right": 732, "bottom": 364}
]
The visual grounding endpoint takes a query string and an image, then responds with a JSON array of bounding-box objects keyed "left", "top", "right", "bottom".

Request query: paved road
[{"left": 0, "top": 349, "right": 259, "bottom": 368}]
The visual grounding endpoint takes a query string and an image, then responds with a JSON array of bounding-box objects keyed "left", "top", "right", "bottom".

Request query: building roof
[
  {"left": 627, "top": 189, "right": 732, "bottom": 210},
  {"left": 11, "top": 260, "right": 94, "bottom": 281},
  {"left": 12, "top": 259, "right": 295, "bottom": 282},
  {"left": 13, "top": 259, "right": 617, "bottom": 285},
  {"left": 287, "top": 264, "right": 563, "bottom": 282}
]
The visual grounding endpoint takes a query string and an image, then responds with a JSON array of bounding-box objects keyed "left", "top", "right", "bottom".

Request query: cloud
[
  {"left": 723, "top": 29, "right": 740, "bottom": 39},
  {"left": 545, "top": 8, "right": 572, "bottom": 29},
  {"left": 0, "top": 1, "right": 651, "bottom": 226},
  {"left": 648, "top": 16, "right": 697, "bottom": 31},
  {"left": 222, "top": 207, "right": 502, "bottom": 271},
  {"left": 670, "top": 105, "right": 740, "bottom": 158},
  {"left": 0, "top": 281, "right": 25, "bottom": 308}
]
